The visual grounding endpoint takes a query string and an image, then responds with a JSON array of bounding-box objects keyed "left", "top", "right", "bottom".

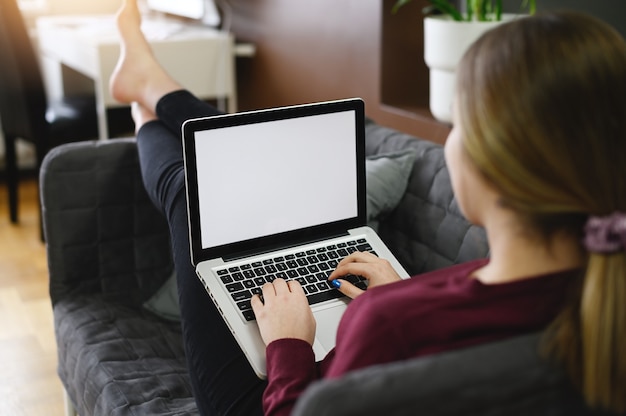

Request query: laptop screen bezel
[{"left": 182, "top": 98, "right": 366, "bottom": 266}]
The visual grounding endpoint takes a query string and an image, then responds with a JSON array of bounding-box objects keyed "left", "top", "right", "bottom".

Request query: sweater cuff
[
  {"left": 266, "top": 338, "right": 316, "bottom": 378},
  {"left": 263, "top": 339, "right": 318, "bottom": 416}
]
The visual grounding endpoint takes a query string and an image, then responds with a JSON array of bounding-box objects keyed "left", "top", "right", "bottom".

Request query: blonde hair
[{"left": 456, "top": 11, "right": 626, "bottom": 413}]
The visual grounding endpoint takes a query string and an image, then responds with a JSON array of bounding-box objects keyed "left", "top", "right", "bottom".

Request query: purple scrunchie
[{"left": 583, "top": 212, "right": 626, "bottom": 254}]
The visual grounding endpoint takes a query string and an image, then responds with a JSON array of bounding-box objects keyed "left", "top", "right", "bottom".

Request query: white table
[{"left": 36, "top": 15, "right": 253, "bottom": 140}]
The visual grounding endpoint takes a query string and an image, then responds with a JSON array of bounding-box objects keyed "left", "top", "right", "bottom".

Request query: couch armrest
[
  {"left": 293, "top": 333, "right": 589, "bottom": 416},
  {"left": 40, "top": 139, "right": 174, "bottom": 307}
]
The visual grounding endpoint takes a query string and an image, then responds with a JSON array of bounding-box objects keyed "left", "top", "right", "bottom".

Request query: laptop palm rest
[{"left": 312, "top": 301, "right": 348, "bottom": 359}]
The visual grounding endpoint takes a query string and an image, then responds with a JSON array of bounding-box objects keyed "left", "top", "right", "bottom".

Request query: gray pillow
[
  {"left": 142, "top": 269, "right": 180, "bottom": 321},
  {"left": 365, "top": 150, "right": 415, "bottom": 225},
  {"left": 143, "top": 150, "right": 416, "bottom": 321}
]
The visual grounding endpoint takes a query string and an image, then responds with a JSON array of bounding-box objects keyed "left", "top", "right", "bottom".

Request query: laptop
[{"left": 182, "top": 98, "right": 409, "bottom": 378}]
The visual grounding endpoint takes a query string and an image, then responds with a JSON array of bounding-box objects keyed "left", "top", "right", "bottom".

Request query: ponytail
[
  {"left": 547, "top": 214, "right": 626, "bottom": 413},
  {"left": 579, "top": 253, "right": 626, "bottom": 412}
]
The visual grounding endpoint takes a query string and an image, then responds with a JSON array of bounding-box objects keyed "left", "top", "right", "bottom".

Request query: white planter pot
[{"left": 424, "top": 14, "right": 517, "bottom": 123}]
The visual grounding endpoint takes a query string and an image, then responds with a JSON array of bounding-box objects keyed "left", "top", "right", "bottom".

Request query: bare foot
[
  {"left": 109, "top": 0, "right": 182, "bottom": 111},
  {"left": 131, "top": 102, "right": 157, "bottom": 133}
]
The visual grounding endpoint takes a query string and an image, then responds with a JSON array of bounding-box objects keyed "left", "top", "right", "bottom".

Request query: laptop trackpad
[{"left": 312, "top": 305, "right": 345, "bottom": 361}]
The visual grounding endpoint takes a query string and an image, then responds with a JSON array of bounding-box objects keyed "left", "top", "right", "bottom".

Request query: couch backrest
[
  {"left": 364, "top": 120, "right": 489, "bottom": 275},
  {"left": 293, "top": 332, "right": 596, "bottom": 416},
  {"left": 40, "top": 139, "right": 174, "bottom": 307}
]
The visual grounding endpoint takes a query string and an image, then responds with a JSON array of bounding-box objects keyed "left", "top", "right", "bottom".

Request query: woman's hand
[
  {"left": 251, "top": 278, "right": 316, "bottom": 346},
  {"left": 328, "top": 251, "right": 402, "bottom": 299}
]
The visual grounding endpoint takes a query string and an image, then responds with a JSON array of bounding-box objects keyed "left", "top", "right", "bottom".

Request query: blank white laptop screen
[{"left": 193, "top": 110, "right": 358, "bottom": 250}]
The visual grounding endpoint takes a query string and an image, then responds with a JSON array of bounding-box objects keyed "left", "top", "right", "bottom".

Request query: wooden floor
[{"left": 0, "top": 178, "right": 65, "bottom": 415}]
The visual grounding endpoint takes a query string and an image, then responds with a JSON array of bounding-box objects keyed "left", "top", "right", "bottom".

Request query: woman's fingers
[
  {"left": 287, "top": 279, "right": 306, "bottom": 295},
  {"left": 265, "top": 275, "right": 288, "bottom": 298},
  {"left": 252, "top": 277, "right": 304, "bottom": 307},
  {"left": 336, "top": 250, "right": 379, "bottom": 267},
  {"left": 251, "top": 278, "right": 316, "bottom": 346},
  {"left": 328, "top": 251, "right": 402, "bottom": 290},
  {"left": 331, "top": 278, "right": 365, "bottom": 299},
  {"left": 329, "top": 252, "right": 384, "bottom": 280}
]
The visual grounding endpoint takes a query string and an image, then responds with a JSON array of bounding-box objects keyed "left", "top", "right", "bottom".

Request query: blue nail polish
[{"left": 331, "top": 279, "right": 341, "bottom": 289}]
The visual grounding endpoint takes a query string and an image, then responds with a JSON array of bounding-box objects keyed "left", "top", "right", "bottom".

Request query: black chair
[{"left": 0, "top": 0, "right": 99, "bottom": 224}]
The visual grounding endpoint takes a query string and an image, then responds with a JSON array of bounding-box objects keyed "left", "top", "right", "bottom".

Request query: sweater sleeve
[
  {"left": 325, "top": 293, "right": 405, "bottom": 377},
  {"left": 263, "top": 338, "right": 319, "bottom": 416}
]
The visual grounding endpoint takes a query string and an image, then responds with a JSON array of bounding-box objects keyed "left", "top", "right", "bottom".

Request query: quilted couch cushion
[
  {"left": 363, "top": 119, "right": 489, "bottom": 274},
  {"left": 41, "top": 139, "right": 174, "bottom": 308},
  {"left": 54, "top": 295, "right": 198, "bottom": 416}
]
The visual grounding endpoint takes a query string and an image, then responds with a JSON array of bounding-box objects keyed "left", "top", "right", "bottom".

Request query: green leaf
[
  {"left": 466, "top": 0, "right": 473, "bottom": 21},
  {"left": 422, "top": 5, "right": 438, "bottom": 15},
  {"left": 394, "top": 0, "right": 519, "bottom": 21},
  {"left": 521, "top": 0, "right": 536, "bottom": 14},
  {"left": 479, "top": 0, "right": 488, "bottom": 21},
  {"left": 429, "top": 0, "right": 463, "bottom": 21},
  {"left": 392, "top": 0, "right": 413, "bottom": 14}
]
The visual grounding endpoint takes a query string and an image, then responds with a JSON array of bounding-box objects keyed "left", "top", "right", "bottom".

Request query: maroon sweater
[{"left": 262, "top": 259, "right": 576, "bottom": 415}]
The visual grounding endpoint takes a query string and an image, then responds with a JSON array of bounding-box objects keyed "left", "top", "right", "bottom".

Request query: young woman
[{"left": 110, "top": 1, "right": 626, "bottom": 414}]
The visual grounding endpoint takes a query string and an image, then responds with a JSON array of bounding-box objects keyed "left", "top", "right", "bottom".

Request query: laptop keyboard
[{"left": 216, "top": 238, "right": 375, "bottom": 321}]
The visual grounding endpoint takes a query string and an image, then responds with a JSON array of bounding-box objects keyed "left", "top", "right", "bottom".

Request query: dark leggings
[{"left": 136, "top": 90, "right": 266, "bottom": 415}]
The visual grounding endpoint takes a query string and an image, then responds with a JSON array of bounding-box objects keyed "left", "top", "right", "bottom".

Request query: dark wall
[
  {"left": 231, "top": 1, "right": 378, "bottom": 108},
  {"left": 505, "top": 0, "right": 626, "bottom": 37},
  {"left": 229, "top": 0, "right": 625, "bottom": 144},
  {"left": 230, "top": 0, "right": 451, "bottom": 144}
]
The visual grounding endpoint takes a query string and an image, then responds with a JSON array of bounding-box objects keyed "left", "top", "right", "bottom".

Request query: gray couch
[{"left": 41, "top": 118, "right": 596, "bottom": 415}]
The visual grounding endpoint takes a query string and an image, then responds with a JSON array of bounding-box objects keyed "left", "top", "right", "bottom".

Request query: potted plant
[{"left": 393, "top": 0, "right": 536, "bottom": 123}]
